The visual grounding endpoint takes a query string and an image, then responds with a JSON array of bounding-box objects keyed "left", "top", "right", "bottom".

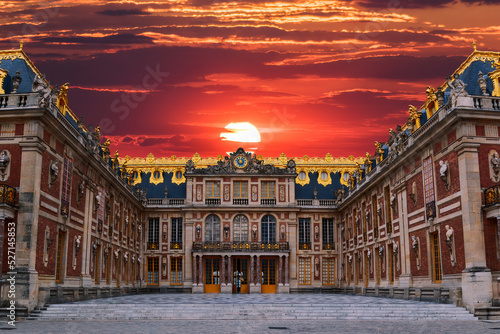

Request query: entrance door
[
  {"left": 261, "top": 257, "right": 277, "bottom": 293},
  {"left": 232, "top": 257, "right": 249, "bottom": 294},
  {"left": 204, "top": 257, "right": 221, "bottom": 293}
]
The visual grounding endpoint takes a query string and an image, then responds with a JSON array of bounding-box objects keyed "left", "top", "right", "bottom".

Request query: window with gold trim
[
  {"left": 147, "top": 257, "right": 159, "bottom": 285},
  {"left": 322, "top": 258, "right": 335, "bottom": 285},
  {"left": 206, "top": 181, "right": 220, "bottom": 198},
  {"left": 298, "top": 257, "right": 311, "bottom": 285},
  {"left": 432, "top": 233, "right": 442, "bottom": 283},
  {"left": 261, "top": 181, "right": 275, "bottom": 199},
  {"left": 170, "top": 257, "right": 183, "bottom": 285},
  {"left": 233, "top": 181, "right": 248, "bottom": 198},
  {"left": 55, "top": 231, "right": 65, "bottom": 283}
]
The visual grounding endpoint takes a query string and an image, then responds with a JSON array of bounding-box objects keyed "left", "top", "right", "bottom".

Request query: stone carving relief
[
  {"left": 439, "top": 160, "right": 450, "bottom": 191},
  {"left": 412, "top": 236, "right": 421, "bottom": 270},
  {"left": 49, "top": 158, "right": 59, "bottom": 189},
  {"left": 445, "top": 225, "right": 456, "bottom": 267},
  {"left": 223, "top": 184, "right": 230, "bottom": 201},
  {"left": 490, "top": 150, "right": 500, "bottom": 182},
  {"left": 251, "top": 185, "right": 258, "bottom": 202},
  {"left": 0, "top": 150, "right": 11, "bottom": 181}
]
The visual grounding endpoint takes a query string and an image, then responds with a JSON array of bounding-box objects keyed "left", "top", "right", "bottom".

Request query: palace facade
[{"left": 1, "top": 44, "right": 500, "bottom": 313}]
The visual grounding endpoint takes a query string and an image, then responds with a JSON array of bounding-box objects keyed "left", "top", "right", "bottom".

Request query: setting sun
[{"left": 220, "top": 122, "right": 261, "bottom": 143}]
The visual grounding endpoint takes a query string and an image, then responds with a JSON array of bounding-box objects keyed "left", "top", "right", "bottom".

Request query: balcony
[
  {"left": 322, "top": 243, "right": 335, "bottom": 250},
  {"left": 146, "top": 198, "right": 185, "bottom": 207},
  {"left": 205, "top": 198, "right": 221, "bottom": 205},
  {"left": 233, "top": 198, "right": 249, "bottom": 205},
  {"left": 261, "top": 198, "right": 276, "bottom": 206},
  {"left": 147, "top": 242, "right": 159, "bottom": 250},
  {"left": 170, "top": 242, "right": 183, "bottom": 250},
  {"left": 296, "top": 199, "right": 337, "bottom": 209},
  {"left": 192, "top": 241, "right": 290, "bottom": 252},
  {"left": 0, "top": 184, "right": 16, "bottom": 206},
  {"left": 485, "top": 185, "right": 500, "bottom": 207},
  {"left": 299, "top": 242, "right": 311, "bottom": 250}
]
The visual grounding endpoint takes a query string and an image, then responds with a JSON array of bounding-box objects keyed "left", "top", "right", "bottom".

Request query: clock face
[{"left": 234, "top": 155, "right": 248, "bottom": 168}]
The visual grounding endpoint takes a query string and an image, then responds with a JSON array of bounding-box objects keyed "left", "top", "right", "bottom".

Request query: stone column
[
  {"left": 278, "top": 255, "right": 283, "bottom": 285},
  {"left": 397, "top": 186, "right": 411, "bottom": 288},
  {"left": 250, "top": 255, "right": 254, "bottom": 285},
  {"left": 456, "top": 141, "right": 492, "bottom": 311},
  {"left": 285, "top": 255, "right": 289, "bottom": 284},
  {"left": 256, "top": 255, "right": 261, "bottom": 285},
  {"left": 198, "top": 256, "right": 203, "bottom": 284},
  {"left": 221, "top": 255, "right": 226, "bottom": 284},
  {"left": 193, "top": 255, "right": 197, "bottom": 285},
  {"left": 227, "top": 255, "right": 232, "bottom": 285},
  {"left": 184, "top": 222, "right": 193, "bottom": 287},
  {"left": 16, "top": 140, "right": 45, "bottom": 311}
]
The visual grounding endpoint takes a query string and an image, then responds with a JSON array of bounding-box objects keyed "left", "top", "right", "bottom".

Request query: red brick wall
[
  {"left": 484, "top": 214, "right": 500, "bottom": 271},
  {"left": 2, "top": 145, "right": 21, "bottom": 188}
]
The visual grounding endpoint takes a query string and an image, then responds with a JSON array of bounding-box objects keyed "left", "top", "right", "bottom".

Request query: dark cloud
[
  {"left": 37, "top": 33, "right": 154, "bottom": 45},
  {"left": 96, "top": 9, "right": 149, "bottom": 16}
]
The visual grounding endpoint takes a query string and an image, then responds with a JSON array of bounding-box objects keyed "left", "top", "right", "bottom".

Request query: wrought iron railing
[
  {"left": 192, "top": 241, "right": 289, "bottom": 252},
  {"left": 0, "top": 184, "right": 16, "bottom": 206},
  {"left": 147, "top": 242, "right": 159, "bottom": 250},
  {"left": 322, "top": 242, "right": 335, "bottom": 250},
  {"left": 485, "top": 185, "right": 500, "bottom": 207},
  {"left": 170, "top": 242, "right": 182, "bottom": 250},
  {"left": 299, "top": 242, "right": 311, "bottom": 250}
]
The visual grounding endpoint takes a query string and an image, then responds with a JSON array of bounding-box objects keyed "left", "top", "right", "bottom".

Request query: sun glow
[{"left": 220, "top": 122, "right": 261, "bottom": 143}]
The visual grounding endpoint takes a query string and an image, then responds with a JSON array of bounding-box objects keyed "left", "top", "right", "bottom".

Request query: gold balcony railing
[
  {"left": 485, "top": 185, "right": 500, "bottom": 207},
  {"left": 192, "top": 241, "right": 289, "bottom": 252},
  {"left": 0, "top": 184, "right": 16, "bottom": 206}
]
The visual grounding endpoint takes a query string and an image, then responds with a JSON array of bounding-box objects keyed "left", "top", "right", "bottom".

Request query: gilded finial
[
  {"left": 375, "top": 141, "right": 381, "bottom": 149},
  {"left": 20, "top": 40, "right": 24, "bottom": 50},
  {"left": 473, "top": 40, "right": 477, "bottom": 51}
]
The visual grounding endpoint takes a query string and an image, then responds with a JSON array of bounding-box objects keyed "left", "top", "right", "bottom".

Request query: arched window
[
  {"left": 205, "top": 214, "right": 220, "bottom": 242},
  {"left": 233, "top": 214, "right": 249, "bottom": 242},
  {"left": 261, "top": 215, "right": 276, "bottom": 243}
]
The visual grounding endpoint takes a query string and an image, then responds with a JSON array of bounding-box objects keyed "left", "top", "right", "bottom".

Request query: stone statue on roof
[{"left": 447, "top": 73, "right": 468, "bottom": 107}]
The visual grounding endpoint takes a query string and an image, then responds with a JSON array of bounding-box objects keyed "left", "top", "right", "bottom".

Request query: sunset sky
[{"left": 2, "top": 0, "right": 499, "bottom": 158}]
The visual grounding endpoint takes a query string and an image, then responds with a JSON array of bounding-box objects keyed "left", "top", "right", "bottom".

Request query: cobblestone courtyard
[{"left": 1, "top": 294, "right": 499, "bottom": 333}]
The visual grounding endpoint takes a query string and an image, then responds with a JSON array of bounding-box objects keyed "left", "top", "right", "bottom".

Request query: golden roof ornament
[
  {"left": 473, "top": 40, "right": 477, "bottom": 51},
  {"left": 20, "top": 40, "right": 24, "bottom": 50}
]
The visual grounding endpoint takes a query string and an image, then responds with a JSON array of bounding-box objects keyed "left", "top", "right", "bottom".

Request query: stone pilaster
[
  {"left": 456, "top": 141, "right": 492, "bottom": 311},
  {"left": 16, "top": 140, "right": 45, "bottom": 310}
]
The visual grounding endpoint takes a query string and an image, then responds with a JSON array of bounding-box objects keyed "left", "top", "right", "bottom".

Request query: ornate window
[
  {"left": 147, "top": 257, "right": 159, "bottom": 285},
  {"left": 206, "top": 181, "right": 220, "bottom": 198},
  {"left": 298, "top": 218, "right": 311, "bottom": 250},
  {"left": 170, "top": 257, "right": 183, "bottom": 285},
  {"left": 205, "top": 214, "right": 221, "bottom": 242},
  {"left": 322, "top": 258, "right": 335, "bottom": 285},
  {"left": 55, "top": 230, "right": 65, "bottom": 283},
  {"left": 233, "top": 214, "right": 249, "bottom": 241},
  {"left": 61, "top": 156, "right": 72, "bottom": 206},
  {"left": 171, "top": 217, "right": 183, "bottom": 246},
  {"left": 432, "top": 233, "right": 442, "bottom": 283},
  {"left": 233, "top": 181, "right": 248, "bottom": 198},
  {"left": 261, "top": 181, "right": 275, "bottom": 199},
  {"left": 147, "top": 218, "right": 160, "bottom": 250},
  {"left": 322, "top": 218, "right": 334, "bottom": 249},
  {"left": 298, "top": 257, "right": 311, "bottom": 285},
  {"left": 261, "top": 215, "right": 276, "bottom": 243}
]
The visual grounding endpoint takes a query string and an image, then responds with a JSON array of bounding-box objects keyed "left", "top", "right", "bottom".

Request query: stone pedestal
[
  {"left": 80, "top": 274, "right": 92, "bottom": 288},
  {"left": 15, "top": 268, "right": 39, "bottom": 309},
  {"left": 462, "top": 268, "right": 493, "bottom": 312},
  {"left": 398, "top": 274, "right": 412, "bottom": 288},
  {"left": 250, "top": 283, "right": 261, "bottom": 293},
  {"left": 221, "top": 283, "right": 232, "bottom": 293},
  {"left": 192, "top": 284, "right": 204, "bottom": 293},
  {"left": 277, "top": 283, "right": 290, "bottom": 294}
]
